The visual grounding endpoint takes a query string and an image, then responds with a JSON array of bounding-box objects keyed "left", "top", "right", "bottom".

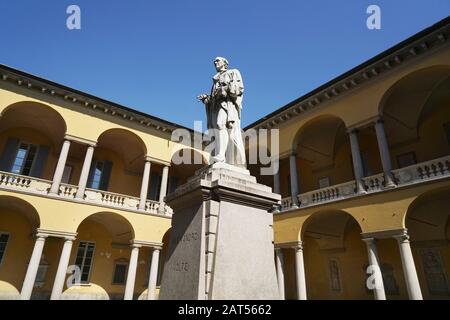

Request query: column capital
[
  {"left": 34, "top": 233, "right": 49, "bottom": 240},
  {"left": 294, "top": 242, "right": 304, "bottom": 251},
  {"left": 130, "top": 243, "right": 142, "bottom": 249},
  {"left": 36, "top": 229, "right": 77, "bottom": 239},
  {"left": 144, "top": 156, "right": 171, "bottom": 167},
  {"left": 346, "top": 127, "right": 359, "bottom": 135},
  {"left": 373, "top": 116, "right": 384, "bottom": 125},
  {"left": 362, "top": 237, "right": 376, "bottom": 245},
  {"left": 275, "top": 240, "right": 303, "bottom": 250},
  {"left": 393, "top": 229, "right": 410, "bottom": 243},
  {"left": 133, "top": 240, "right": 163, "bottom": 250},
  {"left": 64, "top": 134, "right": 97, "bottom": 147}
]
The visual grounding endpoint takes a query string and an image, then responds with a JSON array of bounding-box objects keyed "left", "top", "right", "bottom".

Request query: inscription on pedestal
[{"left": 159, "top": 203, "right": 206, "bottom": 300}]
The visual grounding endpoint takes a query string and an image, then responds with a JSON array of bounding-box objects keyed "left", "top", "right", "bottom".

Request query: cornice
[{"left": 0, "top": 66, "right": 194, "bottom": 137}]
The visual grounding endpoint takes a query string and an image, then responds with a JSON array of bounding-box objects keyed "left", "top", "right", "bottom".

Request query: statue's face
[{"left": 214, "top": 58, "right": 227, "bottom": 72}]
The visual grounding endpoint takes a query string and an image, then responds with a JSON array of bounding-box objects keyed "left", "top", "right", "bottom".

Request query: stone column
[
  {"left": 289, "top": 152, "right": 299, "bottom": 208},
  {"left": 393, "top": 231, "right": 423, "bottom": 300},
  {"left": 362, "top": 238, "right": 386, "bottom": 300},
  {"left": 50, "top": 236, "right": 75, "bottom": 300},
  {"left": 275, "top": 248, "right": 285, "bottom": 300},
  {"left": 139, "top": 159, "right": 152, "bottom": 211},
  {"left": 21, "top": 233, "right": 47, "bottom": 300},
  {"left": 374, "top": 119, "right": 396, "bottom": 187},
  {"left": 75, "top": 144, "right": 95, "bottom": 199},
  {"left": 294, "top": 243, "right": 307, "bottom": 300},
  {"left": 124, "top": 244, "right": 140, "bottom": 300},
  {"left": 348, "top": 129, "right": 366, "bottom": 194},
  {"left": 49, "top": 139, "right": 71, "bottom": 195},
  {"left": 158, "top": 165, "right": 169, "bottom": 213},
  {"left": 147, "top": 247, "right": 161, "bottom": 300}
]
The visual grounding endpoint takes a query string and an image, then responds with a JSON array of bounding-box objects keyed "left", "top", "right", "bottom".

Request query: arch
[
  {"left": 378, "top": 65, "right": 450, "bottom": 142},
  {"left": 404, "top": 186, "right": 450, "bottom": 298},
  {"left": 405, "top": 186, "right": 450, "bottom": 242},
  {"left": 96, "top": 128, "right": 147, "bottom": 172},
  {"left": 0, "top": 196, "right": 41, "bottom": 298},
  {"left": 300, "top": 209, "right": 363, "bottom": 249},
  {"left": 76, "top": 211, "right": 135, "bottom": 244},
  {"left": 0, "top": 195, "right": 40, "bottom": 229},
  {"left": 291, "top": 114, "right": 346, "bottom": 153},
  {"left": 0, "top": 101, "right": 67, "bottom": 149}
]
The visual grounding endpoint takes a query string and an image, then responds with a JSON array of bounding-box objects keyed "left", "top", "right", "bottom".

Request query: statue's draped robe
[{"left": 206, "top": 68, "right": 246, "bottom": 165}]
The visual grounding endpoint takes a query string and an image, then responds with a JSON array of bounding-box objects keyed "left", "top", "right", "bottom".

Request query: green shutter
[
  {"left": 29, "top": 145, "right": 49, "bottom": 178},
  {"left": 99, "top": 160, "right": 112, "bottom": 191}
]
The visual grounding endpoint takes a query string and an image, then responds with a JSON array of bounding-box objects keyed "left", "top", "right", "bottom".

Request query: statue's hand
[{"left": 197, "top": 94, "right": 209, "bottom": 104}]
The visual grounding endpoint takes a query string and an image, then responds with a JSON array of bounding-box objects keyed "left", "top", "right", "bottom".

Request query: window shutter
[
  {"left": 99, "top": 160, "right": 112, "bottom": 191},
  {"left": 0, "top": 137, "right": 19, "bottom": 172},
  {"left": 29, "top": 145, "right": 49, "bottom": 178},
  {"left": 148, "top": 172, "right": 161, "bottom": 201},
  {"left": 86, "top": 160, "right": 97, "bottom": 188}
]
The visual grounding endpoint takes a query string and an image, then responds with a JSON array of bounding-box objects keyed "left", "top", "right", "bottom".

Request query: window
[
  {"left": 397, "top": 152, "right": 417, "bottom": 168},
  {"left": 0, "top": 233, "right": 10, "bottom": 265},
  {"left": 319, "top": 177, "right": 330, "bottom": 189},
  {"left": 11, "top": 142, "right": 38, "bottom": 176},
  {"left": 75, "top": 241, "right": 95, "bottom": 283},
  {"left": 87, "top": 160, "right": 112, "bottom": 191},
  {"left": 90, "top": 162, "right": 104, "bottom": 189},
  {"left": 112, "top": 260, "right": 128, "bottom": 285},
  {"left": 61, "top": 165, "right": 73, "bottom": 184}
]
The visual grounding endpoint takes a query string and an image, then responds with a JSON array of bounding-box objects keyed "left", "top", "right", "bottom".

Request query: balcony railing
[
  {"left": 392, "top": 155, "right": 450, "bottom": 186},
  {"left": 278, "top": 155, "right": 450, "bottom": 212},
  {"left": 0, "top": 171, "right": 171, "bottom": 217}
]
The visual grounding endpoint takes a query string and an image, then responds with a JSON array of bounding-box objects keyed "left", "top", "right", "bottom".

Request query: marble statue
[{"left": 198, "top": 57, "right": 246, "bottom": 166}]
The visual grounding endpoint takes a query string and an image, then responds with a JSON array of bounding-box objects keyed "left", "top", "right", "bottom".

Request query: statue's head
[{"left": 214, "top": 57, "right": 228, "bottom": 72}]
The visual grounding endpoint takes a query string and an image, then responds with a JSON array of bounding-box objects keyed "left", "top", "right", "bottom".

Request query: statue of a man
[{"left": 197, "top": 57, "right": 246, "bottom": 166}]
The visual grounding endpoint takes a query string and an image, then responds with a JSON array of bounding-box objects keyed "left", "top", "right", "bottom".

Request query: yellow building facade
[{"left": 0, "top": 17, "right": 449, "bottom": 300}]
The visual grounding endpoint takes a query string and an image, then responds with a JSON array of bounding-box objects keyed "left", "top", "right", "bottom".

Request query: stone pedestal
[{"left": 159, "top": 163, "right": 281, "bottom": 300}]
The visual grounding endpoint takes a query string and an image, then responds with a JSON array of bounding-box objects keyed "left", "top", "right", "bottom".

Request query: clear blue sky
[{"left": 0, "top": 1, "right": 449, "bottom": 128}]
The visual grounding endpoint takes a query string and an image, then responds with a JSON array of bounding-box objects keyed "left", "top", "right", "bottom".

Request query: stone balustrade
[
  {"left": 59, "top": 183, "right": 78, "bottom": 198},
  {"left": 276, "top": 155, "right": 450, "bottom": 213},
  {"left": 0, "top": 171, "right": 51, "bottom": 195},
  {"left": 0, "top": 170, "right": 171, "bottom": 216},
  {"left": 392, "top": 155, "right": 450, "bottom": 185},
  {"left": 297, "top": 180, "right": 356, "bottom": 208},
  {"left": 281, "top": 197, "right": 293, "bottom": 211},
  {"left": 362, "top": 173, "right": 385, "bottom": 192}
]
